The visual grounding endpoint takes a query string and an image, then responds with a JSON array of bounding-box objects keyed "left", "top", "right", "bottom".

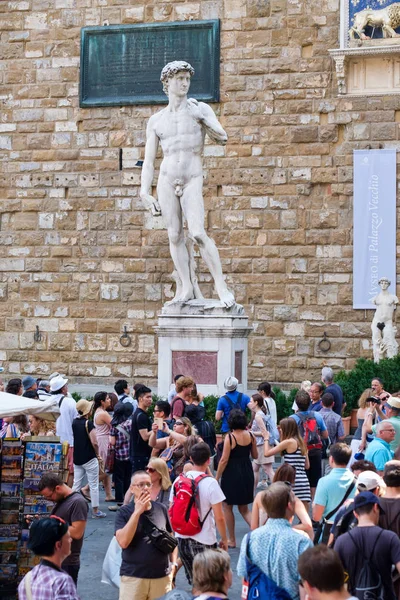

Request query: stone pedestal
[{"left": 155, "top": 300, "right": 252, "bottom": 398}]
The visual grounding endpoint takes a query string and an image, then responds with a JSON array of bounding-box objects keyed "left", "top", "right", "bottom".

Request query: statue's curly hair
[{"left": 160, "top": 61, "right": 195, "bottom": 95}]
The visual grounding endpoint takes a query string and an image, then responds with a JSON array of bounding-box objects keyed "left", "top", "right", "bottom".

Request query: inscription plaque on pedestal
[{"left": 79, "top": 20, "right": 220, "bottom": 107}]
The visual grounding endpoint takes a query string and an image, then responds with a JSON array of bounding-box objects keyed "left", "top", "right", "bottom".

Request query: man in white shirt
[
  {"left": 53, "top": 376, "right": 78, "bottom": 486},
  {"left": 169, "top": 442, "right": 228, "bottom": 585},
  {"left": 257, "top": 381, "right": 277, "bottom": 424}
]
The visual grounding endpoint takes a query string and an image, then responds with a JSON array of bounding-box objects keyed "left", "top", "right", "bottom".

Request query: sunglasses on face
[
  {"left": 146, "top": 467, "right": 156, "bottom": 474},
  {"left": 174, "top": 421, "right": 183, "bottom": 426}
]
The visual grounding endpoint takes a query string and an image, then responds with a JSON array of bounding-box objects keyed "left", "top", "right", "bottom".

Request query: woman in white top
[
  {"left": 249, "top": 393, "right": 276, "bottom": 487},
  {"left": 257, "top": 381, "right": 277, "bottom": 424}
]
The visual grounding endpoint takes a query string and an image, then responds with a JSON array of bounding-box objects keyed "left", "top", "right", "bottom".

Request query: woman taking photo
[
  {"left": 350, "top": 387, "right": 373, "bottom": 465},
  {"left": 249, "top": 393, "right": 278, "bottom": 489},
  {"left": 149, "top": 416, "right": 196, "bottom": 478},
  {"left": 93, "top": 391, "right": 114, "bottom": 502},
  {"left": 251, "top": 463, "right": 313, "bottom": 539},
  {"left": 124, "top": 457, "right": 172, "bottom": 507},
  {"left": 264, "top": 417, "right": 311, "bottom": 512},
  {"left": 216, "top": 409, "right": 257, "bottom": 548},
  {"left": 71, "top": 399, "right": 106, "bottom": 519}
]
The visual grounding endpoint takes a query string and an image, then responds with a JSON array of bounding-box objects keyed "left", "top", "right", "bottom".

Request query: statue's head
[
  {"left": 160, "top": 61, "right": 195, "bottom": 95},
  {"left": 379, "top": 277, "right": 390, "bottom": 288}
]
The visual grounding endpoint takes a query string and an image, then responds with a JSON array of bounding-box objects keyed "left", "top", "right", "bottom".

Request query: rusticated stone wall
[{"left": 0, "top": 0, "right": 399, "bottom": 389}]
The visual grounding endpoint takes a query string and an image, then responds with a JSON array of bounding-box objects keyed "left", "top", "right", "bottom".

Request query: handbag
[
  {"left": 105, "top": 444, "right": 115, "bottom": 474},
  {"left": 101, "top": 536, "right": 122, "bottom": 589},
  {"left": 85, "top": 420, "right": 105, "bottom": 477},
  {"left": 314, "top": 478, "right": 356, "bottom": 545},
  {"left": 142, "top": 515, "right": 178, "bottom": 555}
]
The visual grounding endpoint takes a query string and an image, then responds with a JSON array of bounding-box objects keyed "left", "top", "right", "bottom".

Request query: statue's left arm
[{"left": 187, "top": 99, "right": 227, "bottom": 145}]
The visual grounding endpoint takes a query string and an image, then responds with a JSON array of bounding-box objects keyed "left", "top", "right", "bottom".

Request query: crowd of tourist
[{"left": 2, "top": 367, "right": 400, "bottom": 600}]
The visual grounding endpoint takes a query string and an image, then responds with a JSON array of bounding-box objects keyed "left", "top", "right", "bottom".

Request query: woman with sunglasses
[
  {"left": 134, "top": 458, "right": 172, "bottom": 507},
  {"left": 251, "top": 463, "right": 313, "bottom": 539}
]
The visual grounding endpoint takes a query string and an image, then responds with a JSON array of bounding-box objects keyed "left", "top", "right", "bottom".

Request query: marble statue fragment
[{"left": 140, "top": 60, "right": 235, "bottom": 308}]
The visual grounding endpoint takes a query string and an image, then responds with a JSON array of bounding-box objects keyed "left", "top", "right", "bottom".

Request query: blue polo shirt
[
  {"left": 216, "top": 390, "right": 250, "bottom": 433},
  {"left": 314, "top": 468, "right": 356, "bottom": 523},
  {"left": 365, "top": 437, "right": 394, "bottom": 471}
]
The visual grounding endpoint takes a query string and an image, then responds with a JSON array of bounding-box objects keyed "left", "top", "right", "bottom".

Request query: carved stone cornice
[
  {"left": 154, "top": 325, "right": 253, "bottom": 338},
  {"left": 329, "top": 45, "right": 400, "bottom": 96}
]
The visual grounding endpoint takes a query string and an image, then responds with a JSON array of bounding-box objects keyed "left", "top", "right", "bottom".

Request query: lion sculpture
[{"left": 349, "top": 2, "right": 400, "bottom": 40}]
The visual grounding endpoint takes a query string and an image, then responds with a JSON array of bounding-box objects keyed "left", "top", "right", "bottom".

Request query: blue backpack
[{"left": 243, "top": 533, "right": 292, "bottom": 600}]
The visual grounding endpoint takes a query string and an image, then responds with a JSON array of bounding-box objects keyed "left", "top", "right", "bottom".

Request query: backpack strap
[
  {"left": 348, "top": 528, "right": 384, "bottom": 562},
  {"left": 58, "top": 395, "right": 65, "bottom": 408},
  {"left": 115, "top": 425, "right": 130, "bottom": 439},
  {"left": 24, "top": 570, "right": 33, "bottom": 600},
  {"left": 223, "top": 394, "right": 235, "bottom": 409},
  {"left": 194, "top": 473, "right": 213, "bottom": 526},
  {"left": 325, "top": 479, "right": 356, "bottom": 522}
]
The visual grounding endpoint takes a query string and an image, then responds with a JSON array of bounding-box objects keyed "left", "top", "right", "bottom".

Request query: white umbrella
[{"left": 0, "top": 391, "right": 61, "bottom": 422}]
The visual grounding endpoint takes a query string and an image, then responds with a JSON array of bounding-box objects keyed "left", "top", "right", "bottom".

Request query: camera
[{"left": 366, "top": 396, "right": 381, "bottom": 405}]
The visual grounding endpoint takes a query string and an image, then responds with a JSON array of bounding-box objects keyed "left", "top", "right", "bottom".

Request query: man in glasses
[
  {"left": 38, "top": 472, "right": 88, "bottom": 585},
  {"left": 115, "top": 470, "right": 177, "bottom": 600},
  {"left": 18, "top": 516, "right": 79, "bottom": 600},
  {"left": 365, "top": 421, "right": 396, "bottom": 475}
]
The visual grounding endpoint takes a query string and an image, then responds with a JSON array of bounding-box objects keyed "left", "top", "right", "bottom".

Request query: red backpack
[
  {"left": 169, "top": 473, "right": 212, "bottom": 536},
  {"left": 297, "top": 412, "right": 322, "bottom": 450}
]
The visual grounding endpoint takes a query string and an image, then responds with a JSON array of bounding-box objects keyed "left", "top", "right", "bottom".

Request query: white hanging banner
[{"left": 353, "top": 149, "right": 397, "bottom": 309}]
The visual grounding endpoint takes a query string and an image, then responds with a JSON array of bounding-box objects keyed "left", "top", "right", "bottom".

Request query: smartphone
[{"left": 154, "top": 417, "right": 164, "bottom": 429}]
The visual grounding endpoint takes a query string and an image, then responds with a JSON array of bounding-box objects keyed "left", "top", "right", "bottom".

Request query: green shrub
[
  {"left": 204, "top": 395, "right": 221, "bottom": 433},
  {"left": 274, "top": 386, "right": 296, "bottom": 422}
]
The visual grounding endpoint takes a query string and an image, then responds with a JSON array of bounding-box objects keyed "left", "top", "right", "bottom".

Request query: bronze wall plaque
[{"left": 79, "top": 20, "right": 220, "bottom": 107}]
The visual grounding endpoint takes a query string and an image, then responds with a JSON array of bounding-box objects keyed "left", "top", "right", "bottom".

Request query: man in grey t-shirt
[{"left": 39, "top": 472, "right": 88, "bottom": 584}]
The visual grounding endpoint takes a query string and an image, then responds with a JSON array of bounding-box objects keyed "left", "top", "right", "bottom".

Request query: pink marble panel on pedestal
[
  {"left": 235, "top": 351, "right": 243, "bottom": 384},
  {"left": 172, "top": 351, "right": 218, "bottom": 385}
]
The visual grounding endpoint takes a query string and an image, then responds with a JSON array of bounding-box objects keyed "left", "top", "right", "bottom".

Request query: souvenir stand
[{"left": 0, "top": 436, "right": 66, "bottom": 599}]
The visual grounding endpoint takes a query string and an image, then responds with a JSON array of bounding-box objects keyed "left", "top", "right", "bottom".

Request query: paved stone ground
[{"left": 77, "top": 490, "right": 250, "bottom": 600}]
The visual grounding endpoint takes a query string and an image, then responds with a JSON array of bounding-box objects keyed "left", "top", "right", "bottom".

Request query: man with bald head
[{"left": 140, "top": 60, "right": 234, "bottom": 307}]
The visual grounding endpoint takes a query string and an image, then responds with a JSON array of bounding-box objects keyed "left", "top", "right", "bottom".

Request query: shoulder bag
[
  {"left": 85, "top": 420, "right": 105, "bottom": 477},
  {"left": 142, "top": 514, "right": 178, "bottom": 555},
  {"left": 314, "top": 478, "right": 356, "bottom": 545}
]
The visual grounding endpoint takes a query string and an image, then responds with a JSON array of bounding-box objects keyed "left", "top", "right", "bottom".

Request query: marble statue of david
[{"left": 140, "top": 61, "right": 235, "bottom": 308}]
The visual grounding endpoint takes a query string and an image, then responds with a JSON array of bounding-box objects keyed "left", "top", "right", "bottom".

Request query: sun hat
[
  {"left": 387, "top": 397, "right": 400, "bottom": 410},
  {"left": 224, "top": 376, "right": 238, "bottom": 392},
  {"left": 49, "top": 376, "right": 68, "bottom": 393},
  {"left": 76, "top": 399, "right": 94, "bottom": 417},
  {"left": 22, "top": 375, "right": 36, "bottom": 390}
]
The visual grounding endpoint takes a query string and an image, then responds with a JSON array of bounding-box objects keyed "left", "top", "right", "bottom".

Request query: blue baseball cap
[{"left": 354, "top": 491, "right": 385, "bottom": 513}]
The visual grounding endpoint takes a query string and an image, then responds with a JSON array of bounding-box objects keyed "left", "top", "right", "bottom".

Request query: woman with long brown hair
[{"left": 264, "top": 417, "right": 311, "bottom": 511}]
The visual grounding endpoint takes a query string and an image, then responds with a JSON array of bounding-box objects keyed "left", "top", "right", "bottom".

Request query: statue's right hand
[{"left": 140, "top": 192, "right": 162, "bottom": 217}]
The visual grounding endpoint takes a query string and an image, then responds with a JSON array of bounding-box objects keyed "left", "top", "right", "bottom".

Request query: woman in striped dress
[{"left": 264, "top": 417, "right": 311, "bottom": 511}]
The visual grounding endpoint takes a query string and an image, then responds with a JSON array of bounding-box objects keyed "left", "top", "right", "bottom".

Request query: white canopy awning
[{"left": 0, "top": 391, "right": 61, "bottom": 422}]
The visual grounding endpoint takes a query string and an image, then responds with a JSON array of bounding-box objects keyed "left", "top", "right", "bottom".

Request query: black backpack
[
  {"left": 348, "top": 529, "right": 384, "bottom": 600},
  {"left": 330, "top": 503, "right": 357, "bottom": 547}
]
